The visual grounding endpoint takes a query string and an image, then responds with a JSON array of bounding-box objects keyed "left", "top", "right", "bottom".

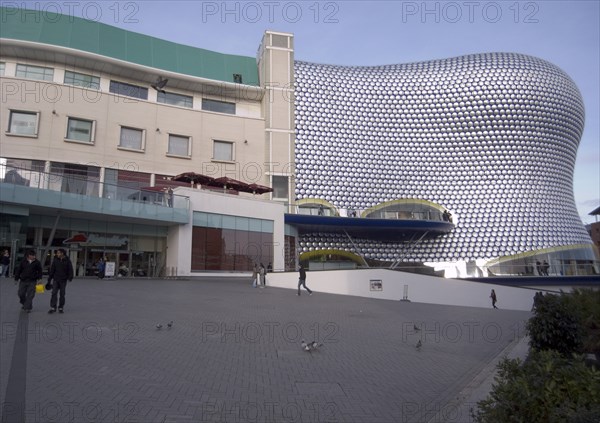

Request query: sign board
[
  {"left": 105, "top": 262, "right": 116, "bottom": 278},
  {"left": 370, "top": 279, "right": 383, "bottom": 291}
]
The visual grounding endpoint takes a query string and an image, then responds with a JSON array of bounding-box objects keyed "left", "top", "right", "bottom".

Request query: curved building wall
[{"left": 293, "top": 53, "right": 593, "bottom": 264}]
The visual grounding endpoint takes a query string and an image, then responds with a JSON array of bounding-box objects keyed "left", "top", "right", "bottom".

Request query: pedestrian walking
[
  {"left": 251, "top": 264, "right": 258, "bottom": 288},
  {"left": 297, "top": 264, "right": 312, "bottom": 296},
  {"left": 259, "top": 263, "right": 266, "bottom": 287},
  {"left": 47, "top": 248, "right": 74, "bottom": 314},
  {"left": 490, "top": 289, "right": 498, "bottom": 309},
  {"left": 1, "top": 250, "right": 10, "bottom": 277},
  {"left": 97, "top": 257, "right": 105, "bottom": 279},
  {"left": 14, "top": 250, "right": 43, "bottom": 313}
]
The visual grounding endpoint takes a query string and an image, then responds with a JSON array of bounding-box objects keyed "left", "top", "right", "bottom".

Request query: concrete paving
[{"left": 1, "top": 276, "right": 531, "bottom": 423}]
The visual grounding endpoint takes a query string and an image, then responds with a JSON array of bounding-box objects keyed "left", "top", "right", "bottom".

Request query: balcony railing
[{"left": 0, "top": 163, "right": 190, "bottom": 222}]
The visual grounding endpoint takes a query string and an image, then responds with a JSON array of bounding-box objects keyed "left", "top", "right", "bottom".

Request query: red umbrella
[
  {"left": 247, "top": 183, "right": 273, "bottom": 194},
  {"left": 172, "top": 172, "right": 215, "bottom": 186},
  {"left": 210, "top": 176, "right": 251, "bottom": 191}
]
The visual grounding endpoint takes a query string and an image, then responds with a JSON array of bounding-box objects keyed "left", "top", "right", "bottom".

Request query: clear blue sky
[{"left": 8, "top": 0, "right": 600, "bottom": 224}]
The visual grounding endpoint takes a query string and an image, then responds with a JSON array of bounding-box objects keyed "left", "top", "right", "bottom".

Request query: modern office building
[{"left": 1, "top": 7, "right": 597, "bottom": 278}]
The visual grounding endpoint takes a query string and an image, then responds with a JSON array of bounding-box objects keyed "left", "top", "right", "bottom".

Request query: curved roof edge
[{"left": 0, "top": 6, "right": 259, "bottom": 86}]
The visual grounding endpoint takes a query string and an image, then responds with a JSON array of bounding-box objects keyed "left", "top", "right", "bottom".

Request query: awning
[
  {"left": 172, "top": 172, "right": 215, "bottom": 185},
  {"left": 210, "top": 176, "right": 251, "bottom": 191},
  {"left": 247, "top": 183, "right": 273, "bottom": 194}
]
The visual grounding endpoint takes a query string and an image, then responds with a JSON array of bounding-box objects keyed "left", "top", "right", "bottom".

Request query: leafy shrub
[
  {"left": 563, "top": 288, "right": 600, "bottom": 357},
  {"left": 472, "top": 350, "right": 600, "bottom": 423},
  {"left": 527, "top": 292, "right": 583, "bottom": 355}
]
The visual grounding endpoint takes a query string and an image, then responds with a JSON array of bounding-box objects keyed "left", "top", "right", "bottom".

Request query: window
[
  {"left": 66, "top": 117, "right": 95, "bottom": 143},
  {"left": 213, "top": 140, "right": 233, "bottom": 161},
  {"left": 16, "top": 64, "right": 53, "bottom": 81},
  {"left": 64, "top": 71, "right": 100, "bottom": 90},
  {"left": 272, "top": 176, "right": 289, "bottom": 199},
  {"left": 168, "top": 134, "right": 191, "bottom": 157},
  {"left": 119, "top": 127, "right": 145, "bottom": 151},
  {"left": 7, "top": 110, "right": 39, "bottom": 136},
  {"left": 272, "top": 34, "right": 289, "bottom": 48},
  {"left": 202, "top": 98, "right": 236, "bottom": 115},
  {"left": 0, "top": 62, "right": 5, "bottom": 76},
  {"left": 109, "top": 80, "right": 148, "bottom": 100},
  {"left": 158, "top": 91, "right": 193, "bottom": 108}
]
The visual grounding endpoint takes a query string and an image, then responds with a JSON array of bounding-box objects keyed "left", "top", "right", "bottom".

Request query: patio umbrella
[
  {"left": 247, "top": 183, "right": 273, "bottom": 195},
  {"left": 211, "top": 176, "right": 251, "bottom": 191},
  {"left": 172, "top": 172, "right": 215, "bottom": 186}
]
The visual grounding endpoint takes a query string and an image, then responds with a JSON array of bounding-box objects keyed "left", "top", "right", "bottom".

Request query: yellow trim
[
  {"left": 361, "top": 198, "right": 447, "bottom": 218},
  {"left": 300, "top": 249, "right": 365, "bottom": 265},
  {"left": 296, "top": 198, "right": 339, "bottom": 216},
  {"left": 485, "top": 244, "right": 596, "bottom": 267}
]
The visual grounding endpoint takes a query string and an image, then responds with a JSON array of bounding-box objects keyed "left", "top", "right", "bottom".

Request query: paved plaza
[{"left": 1, "top": 276, "right": 531, "bottom": 423}]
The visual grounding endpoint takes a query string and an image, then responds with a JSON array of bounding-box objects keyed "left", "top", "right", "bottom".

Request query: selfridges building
[{"left": 293, "top": 52, "right": 597, "bottom": 276}]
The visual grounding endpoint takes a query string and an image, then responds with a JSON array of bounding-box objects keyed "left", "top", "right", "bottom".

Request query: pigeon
[
  {"left": 414, "top": 324, "right": 421, "bottom": 332},
  {"left": 301, "top": 340, "right": 323, "bottom": 352},
  {"left": 156, "top": 324, "right": 163, "bottom": 330},
  {"left": 309, "top": 341, "right": 323, "bottom": 350},
  {"left": 151, "top": 76, "right": 168, "bottom": 93},
  {"left": 416, "top": 340, "right": 422, "bottom": 351},
  {"left": 167, "top": 321, "right": 173, "bottom": 329}
]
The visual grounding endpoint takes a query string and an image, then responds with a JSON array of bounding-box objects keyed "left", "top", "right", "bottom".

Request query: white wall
[{"left": 266, "top": 269, "right": 541, "bottom": 311}]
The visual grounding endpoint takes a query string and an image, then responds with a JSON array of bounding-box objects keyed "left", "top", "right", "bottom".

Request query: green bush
[
  {"left": 472, "top": 350, "right": 600, "bottom": 423},
  {"left": 563, "top": 289, "right": 600, "bottom": 357},
  {"left": 527, "top": 292, "right": 583, "bottom": 355}
]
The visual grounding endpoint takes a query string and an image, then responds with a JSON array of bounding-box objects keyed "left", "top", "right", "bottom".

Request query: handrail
[{"left": 0, "top": 163, "right": 190, "bottom": 209}]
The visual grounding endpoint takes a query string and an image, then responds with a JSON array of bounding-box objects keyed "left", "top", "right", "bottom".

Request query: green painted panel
[
  {"left": 98, "top": 25, "right": 128, "bottom": 60},
  {"left": 70, "top": 16, "right": 99, "bottom": 52},
  {"left": 152, "top": 38, "right": 178, "bottom": 71},
  {"left": 0, "top": 9, "right": 42, "bottom": 42},
  {"left": 176, "top": 44, "right": 206, "bottom": 77},
  {"left": 126, "top": 32, "right": 153, "bottom": 67},
  {"left": 0, "top": 7, "right": 259, "bottom": 86},
  {"left": 39, "top": 13, "right": 71, "bottom": 46}
]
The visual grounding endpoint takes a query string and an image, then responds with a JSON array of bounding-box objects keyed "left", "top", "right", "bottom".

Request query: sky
[{"left": 5, "top": 0, "right": 600, "bottom": 224}]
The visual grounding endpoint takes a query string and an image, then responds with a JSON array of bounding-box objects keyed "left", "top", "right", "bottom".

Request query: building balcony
[
  {"left": 285, "top": 198, "right": 455, "bottom": 242},
  {"left": 0, "top": 164, "right": 189, "bottom": 225}
]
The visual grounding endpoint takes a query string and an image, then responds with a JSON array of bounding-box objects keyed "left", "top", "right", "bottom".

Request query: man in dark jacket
[
  {"left": 14, "top": 250, "right": 43, "bottom": 313},
  {"left": 48, "top": 248, "right": 74, "bottom": 314},
  {"left": 297, "top": 264, "right": 313, "bottom": 296}
]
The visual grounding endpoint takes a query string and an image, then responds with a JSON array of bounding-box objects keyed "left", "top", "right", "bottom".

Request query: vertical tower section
[{"left": 258, "top": 31, "right": 295, "bottom": 207}]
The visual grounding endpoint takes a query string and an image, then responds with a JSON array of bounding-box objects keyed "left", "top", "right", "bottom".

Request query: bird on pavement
[
  {"left": 416, "top": 340, "right": 422, "bottom": 351},
  {"left": 310, "top": 341, "right": 323, "bottom": 350},
  {"left": 167, "top": 321, "right": 173, "bottom": 329},
  {"left": 156, "top": 323, "right": 163, "bottom": 330}
]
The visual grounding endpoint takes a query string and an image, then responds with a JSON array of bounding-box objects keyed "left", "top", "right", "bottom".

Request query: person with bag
[
  {"left": 14, "top": 249, "right": 43, "bottom": 313},
  {"left": 47, "top": 248, "right": 74, "bottom": 314}
]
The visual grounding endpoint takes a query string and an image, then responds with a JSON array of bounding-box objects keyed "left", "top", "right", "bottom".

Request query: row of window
[
  {"left": 1, "top": 63, "right": 236, "bottom": 114},
  {"left": 6, "top": 110, "right": 235, "bottom": 161}
]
